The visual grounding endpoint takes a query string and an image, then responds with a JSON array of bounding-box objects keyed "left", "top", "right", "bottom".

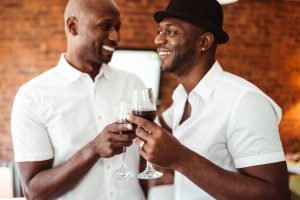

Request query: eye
[
  {"left": 156, "top": 29, "right": 177, "bottom": 37},
  {"left": 98, "top": 21, "right": 121, "bottom": 32},
  {"left": 166, "top": 29, "right": 177, "bottom": 36},
  {"left": 98, "top": 22, "right": 112, "bottom": 31}
]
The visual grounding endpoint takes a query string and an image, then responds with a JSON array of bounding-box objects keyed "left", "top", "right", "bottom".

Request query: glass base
[
  {"left": 137, "top": 170, "right": 163, "bottom": 179},
  {"left": 113, "top": 168, "right": 135, "bottom": 180}
]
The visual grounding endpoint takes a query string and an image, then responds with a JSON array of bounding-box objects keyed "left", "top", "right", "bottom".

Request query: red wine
[{"left": 132, "top": 110, "right": 157, "bottom": 122}]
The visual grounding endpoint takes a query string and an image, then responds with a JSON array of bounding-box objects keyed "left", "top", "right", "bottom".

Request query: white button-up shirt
[
  {"left": 11, "top": 54, "right": 145, "bottom": 200},
  {"left": 163, "top": 61, "right": 285, "bottom": 200}
]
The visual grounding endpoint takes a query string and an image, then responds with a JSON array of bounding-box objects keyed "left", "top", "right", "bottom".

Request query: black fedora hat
[{"left": 154, "top": 0, "right": 229, "bottom": 44}]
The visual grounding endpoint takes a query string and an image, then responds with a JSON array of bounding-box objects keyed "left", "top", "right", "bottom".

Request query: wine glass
[
  {"left": 132, "top": 88, "right": 163, "bottom": 179},
  {"left": 113, "top": 100, "right": 135, "bottom": 180}
]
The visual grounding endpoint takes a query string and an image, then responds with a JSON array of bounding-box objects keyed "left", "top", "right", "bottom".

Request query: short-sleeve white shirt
[
  {"left": 163, "top": 61, "right": 285, "bottom": 200},
  {"left": 11, "top": 54, "right": 145, "bottom": 200}
]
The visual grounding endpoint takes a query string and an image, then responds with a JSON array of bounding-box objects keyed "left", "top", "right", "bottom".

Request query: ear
[
  {"left": 199, "top": 32, "right": 214, "bottom": 52},
  {"left": 66, "top": 17, "right": 78, "bottom": 36}
]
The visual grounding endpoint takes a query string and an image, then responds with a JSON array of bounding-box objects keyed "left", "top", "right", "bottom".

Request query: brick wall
[{"left": 0, "top": 0, "right": 300, "bottom": 160}]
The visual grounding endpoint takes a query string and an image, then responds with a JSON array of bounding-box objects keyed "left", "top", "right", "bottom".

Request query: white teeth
[
  {"left": 159, "top": 51, "right": 172, "bottom": 56},
  {"left": 102, "top": 45, "right": 115, "bottom": 52}
]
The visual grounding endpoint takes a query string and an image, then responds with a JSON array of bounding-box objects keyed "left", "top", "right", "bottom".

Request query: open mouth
[
  {"left": 102, "top": 45, "right": 116, "bottom": 52},
  {"left": 158, "top": 51, "right": 172, "bottom": 56},
  {"left": 157, "top": 48, "right": 173, "bottom": 60},
  {"left": 100, "top": 45, "right": 117, "bottom": 63}
]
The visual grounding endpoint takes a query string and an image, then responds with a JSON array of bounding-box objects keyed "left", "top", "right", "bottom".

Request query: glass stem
[
  {"left": 146, "top": 161, "right": 155, "bottom": 171},
  {"left": 121, "top": 147, "right": 127, "bottom": 169}
]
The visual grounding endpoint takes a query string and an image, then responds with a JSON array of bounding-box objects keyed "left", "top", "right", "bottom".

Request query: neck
[
  {"left": 179, "top": 55, "right": 215, "bottom": 94},
  {"left": 65, "top": 52, "right": 101, "bottom": 81}
]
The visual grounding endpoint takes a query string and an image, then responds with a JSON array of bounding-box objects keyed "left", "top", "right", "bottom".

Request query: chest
[
  {"left": 172, "top": 99, "right": 234, "bottom": 165},
  {"left": 37, "top": 82, "right": 132, "bottom": 151}
]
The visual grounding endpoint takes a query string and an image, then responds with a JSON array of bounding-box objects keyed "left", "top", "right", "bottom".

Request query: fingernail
[
  {"left": 127, "top": 123, "right": 132, "bottom": 130},
  {"left": 126, "top": 113, "right": 132, "bottom": 120}
]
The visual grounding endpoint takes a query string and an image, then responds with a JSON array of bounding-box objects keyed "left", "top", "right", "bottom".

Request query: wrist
[
  {"left": 171, "top": 145, "right": 191, "bottom": 172},
  {"left": 82, "top": 141, "right": 99, "bottom": 163}
]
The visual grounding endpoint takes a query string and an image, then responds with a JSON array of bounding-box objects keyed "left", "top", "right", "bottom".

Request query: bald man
[{"left": 11, "top": 0, "right": 145, "bottom": 199}]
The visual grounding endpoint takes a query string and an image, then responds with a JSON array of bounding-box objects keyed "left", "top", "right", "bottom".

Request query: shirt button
[
  {"left": 107, "top": 165, "right": 111, "bottom": 170},
  {"left": 98, "top": 116, "right": 102, "bottom": 120},
  {"left": 110, "top": 192, "right": 114, "bottom": 196}
]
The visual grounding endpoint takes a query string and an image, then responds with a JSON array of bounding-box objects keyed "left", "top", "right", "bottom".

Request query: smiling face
[
  {"left": 66, "top": 0, "right": 121, "bottom": 72},
  {"left": 154, "top": 18, "right": 204, "bottom": 76},
  {"left": 78, "top": 0, "right": 120, "bottom": 64}
]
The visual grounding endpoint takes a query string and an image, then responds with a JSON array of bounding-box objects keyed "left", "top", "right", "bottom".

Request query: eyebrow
[
  {"left": 158, "top": 22, "right": 183, "bottom": 29},
  {"left": 96, "top": 18, "right": 121, "bottom": 25}
]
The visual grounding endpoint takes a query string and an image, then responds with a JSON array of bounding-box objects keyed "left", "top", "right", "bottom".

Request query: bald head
[
  {"left": 64, "top": 0, "right": 88, "bottom": 22},
  {"left": 64, "top": 0, "right": 120, "bottom": 36},
  {"left": 64, "top": 0, "right": 119, "bottom": 21}
]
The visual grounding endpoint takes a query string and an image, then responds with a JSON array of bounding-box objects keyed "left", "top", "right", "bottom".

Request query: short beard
[{"left": 164, "top": 44, "right": 196, "bottom": 76}]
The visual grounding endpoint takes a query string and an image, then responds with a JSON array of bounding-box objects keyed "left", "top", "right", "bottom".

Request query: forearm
[
  {"left": 173, "top": 147, "right": 288, "bottom": 200},
  {"left": 23, "top": 143, "right": 98, "bottom": 200}
]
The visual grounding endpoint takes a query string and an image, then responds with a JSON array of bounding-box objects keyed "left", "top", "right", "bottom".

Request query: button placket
[{"left": 93, "top": 81, "right": 103, "bottom": 123}]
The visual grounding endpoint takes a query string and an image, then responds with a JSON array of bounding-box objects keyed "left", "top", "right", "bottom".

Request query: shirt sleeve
[
  {"left": 11, "top": 86, "right": 53, "bottom": 162},
  {"left": 227, "top": 91, "right": 285, "bottom": 168}
]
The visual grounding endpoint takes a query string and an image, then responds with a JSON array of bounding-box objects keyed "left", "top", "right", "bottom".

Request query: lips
[
  {"left": 102, "top": 45, "right": 116, "bottom": 52},
  {"left": 100, "top": 44, "right": 117, "bottom": 63},
  {"left": 158, "top": 51, "right": 172, "bottom": 56},
  {"left": 157, "top": 48, "right": 173, "bottom": 61}
]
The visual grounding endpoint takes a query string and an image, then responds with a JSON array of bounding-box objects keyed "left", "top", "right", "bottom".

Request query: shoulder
[
  {"left": 16, "top": 66, "right": 61, "bottom": 102},
  {"left": 218, "top": 71, "right": 261, "bottom": 95},
  {"left": 217, "top": 71, "right": 273, "bottom": 102},
  {"left": 218, "top": 71, "right": 281, "bottom": 121},
  {"left": 21, "top": 66, "right": 60, "bottom": 89}
]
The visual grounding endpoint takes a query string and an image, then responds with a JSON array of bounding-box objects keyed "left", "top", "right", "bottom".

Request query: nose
[
  {"left": 154, "top": 33, "right": 167, "bottom": 47},
  {"left": 108, "top": 29, "right": 120, "bottom": 43}
]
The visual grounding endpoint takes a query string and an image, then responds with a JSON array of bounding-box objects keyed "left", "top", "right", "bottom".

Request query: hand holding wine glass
[{"left": 132, "top": 88, "right": 163, "bottom": 179}]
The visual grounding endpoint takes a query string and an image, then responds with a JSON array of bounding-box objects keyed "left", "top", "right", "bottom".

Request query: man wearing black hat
[{"left": 127, "top": 0, "right": 290, "bottom": 199}]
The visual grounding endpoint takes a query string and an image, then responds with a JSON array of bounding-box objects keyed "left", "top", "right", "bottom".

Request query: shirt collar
[
  {"left": 96, "top": 63, "right": 112, "bottom": 80},
  {"left": 172, "top": 61, "right": 224, "bottom": 102},
  {"left": 172, "top": 84, "right": 188, "bottom": 103},
  {"left": 57, "top": 54, "right": 112, "bottom": 82},
  {"left": 192, "top": 61, "right": 223, "bottom": 101}
]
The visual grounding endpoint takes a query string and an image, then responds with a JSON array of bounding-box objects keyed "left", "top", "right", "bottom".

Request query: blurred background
[{"left": 0, "top": 0, "right": 300, "bottom": 198}]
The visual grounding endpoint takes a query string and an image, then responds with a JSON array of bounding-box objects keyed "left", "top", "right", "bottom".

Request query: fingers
[
  {"left": 94, "top": 137, "right": 133, "bottom": 158},
  {"left": 107, "top": 122, "right": 133, "bottom": 134},
  {"left": 112, "top": 132, "right": 136, "bottom": 142},
  {"left": 126, "top": 113, "right": 157, "bottom": 133},
  {"left": 135, "top": 137, "right": 149, "bottom": 161},
  {"left": 99, "top": 123, "right": 135, "bottom": 146},
  {"left": 139, "top": 149, "right": 148, "bottom": 161},
  {"left": 135, "top": 127, "right": 151, "bottom": 141},
  {"left": 93, "top": 123, "right": 138, "bottom": 158},
  {"left": 112, "top": 140, "right": 133, "bottom": 148},
  {"left": 99, "top": 146, "right": 124, "bottom": 158},
  {"left": 135, "top": 137, "right": 148, "bottom": 152}
]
